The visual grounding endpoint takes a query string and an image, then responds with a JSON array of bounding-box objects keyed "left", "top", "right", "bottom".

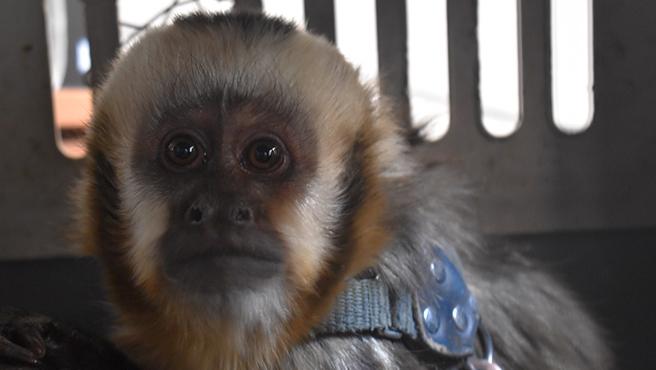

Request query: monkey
[{"left": 0, "top": 11, "right": 612, "bottom": 370}]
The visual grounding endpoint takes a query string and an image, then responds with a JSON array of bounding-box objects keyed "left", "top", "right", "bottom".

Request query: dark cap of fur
[{"left": 174, "top": 12, "right": 296, "bottom": 41}]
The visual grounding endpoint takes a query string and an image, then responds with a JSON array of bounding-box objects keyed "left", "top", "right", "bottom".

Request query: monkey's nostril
[
  {"left": 232, "top": 206, "right": 253, "bottom": 224},
  {"left": 186, "top": 207, "right": 204, "bottom": 224}
]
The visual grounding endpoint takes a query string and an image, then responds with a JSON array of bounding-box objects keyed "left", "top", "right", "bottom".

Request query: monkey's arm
[{"left": 0, "top": 308, "right": 140, "bottom": 370}]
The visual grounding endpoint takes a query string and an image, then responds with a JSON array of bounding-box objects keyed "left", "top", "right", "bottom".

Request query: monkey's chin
[{"left": 164, "top": 252, "right": 284, "bottom": 296}]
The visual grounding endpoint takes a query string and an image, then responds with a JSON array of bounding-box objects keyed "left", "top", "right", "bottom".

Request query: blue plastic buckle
[{"left": 414, "top": 245, "right": 480, "bottom": 357}]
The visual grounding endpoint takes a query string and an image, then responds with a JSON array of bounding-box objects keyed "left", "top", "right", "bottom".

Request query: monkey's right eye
[{"left": 165, "top": 136, "right": 202, "bottom": 168}]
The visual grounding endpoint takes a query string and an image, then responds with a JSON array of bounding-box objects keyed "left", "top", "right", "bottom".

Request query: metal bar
[
  {"left": 442, "top": 0, "right": 481, "bottom": 140},
  {"left": 82, "top": 0, "right": 120, "bottom": 88},
  {"left": 304, "top": 0, "right": 336, "bottom": 43},
  {"left": 375, "top": 0, "right": 410, "bottom": 128},
  {"left": 233, "top": 0, "right": 263, "bottom": 12}
]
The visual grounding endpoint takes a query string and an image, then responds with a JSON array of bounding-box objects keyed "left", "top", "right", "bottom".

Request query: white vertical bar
[
  {"left": 477, "top": 0, "right": 522, "bottom": 138},
  {"left": 262, "top": 0, "right": 305, "bottom": 27},
  {"left": 197, "top": 0, "right": 234, "bottom": 13},
  {"left": 551, "top": 0, "right": 594, "bottom": 134},
  {"left": 117, "top": 0, "right": 234, "bottom": 45},
  {"left": 334, "top": 0, "right": 378, "bottom": 82},
  {"left": 117, "top": 0, "right": 174, "bottom": 43},
  {"left": 407, "top": 0, "right": 450, "bottom": 141},
  {"left": 44, "top": 0, "right": 68, "bottom": 90}
]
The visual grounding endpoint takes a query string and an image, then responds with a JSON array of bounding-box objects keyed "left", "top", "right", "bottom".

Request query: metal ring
[{"left": 477, "top": 319, "right": 494, "bottom": 364}]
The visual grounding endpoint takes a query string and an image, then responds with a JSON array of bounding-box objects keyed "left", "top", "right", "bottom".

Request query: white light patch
[
  {"left": 551, "top": 0, "right": 594, "bottom": 134},
  {"left": 477, "top": 0, "right": 522, "bottom": 138},
  {"left": 335, "top": 0, "right": 378, "bottom": 82},
  {"left": 118, "top": 0, "right": 171, "bottom": 43},
  {"left": 196, "top": 0, "right": 234, "bottom": 13},
  {"left": 262, "top": 0, "right": 305, "bottom": 27},
  {"left": 117, "top": 0, "right": 235, "bottom": 45},
  {"left": 407, "top": 0, "right": 450, "bottom": 141},
  {"left": 45, "top": 0, "right": 68, "bottom": 91},
  {"left": 75, "top": 37, "right": 91, "bottom": 75}
]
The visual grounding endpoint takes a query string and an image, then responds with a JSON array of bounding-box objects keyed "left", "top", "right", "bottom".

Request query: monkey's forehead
[{"left": 94, "top": 13, "right": 372, "bottom": 151}]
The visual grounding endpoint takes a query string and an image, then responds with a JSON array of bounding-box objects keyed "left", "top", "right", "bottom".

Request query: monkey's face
[
  {"left": 81, "top": 15, "right": 396, "bottom": 363},
  {"left": 133, "top": 94, "right": 317, "bottom": 299}
]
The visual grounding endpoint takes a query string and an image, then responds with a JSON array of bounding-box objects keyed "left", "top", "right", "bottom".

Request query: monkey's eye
[
  {"left": 165, "top": 136, "right": 201, "bottom": 168},
  {"left": 245, "top": 139, "right": 284, "bottom": 171}
]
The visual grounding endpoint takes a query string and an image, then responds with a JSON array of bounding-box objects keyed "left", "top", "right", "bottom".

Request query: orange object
[{"left": 52, "top": 87, "right": 92, "bottom": 158}]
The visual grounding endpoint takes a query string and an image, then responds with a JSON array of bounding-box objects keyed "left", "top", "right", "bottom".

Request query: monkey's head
[{"left": 77, "top": 12, "right": 407, "bottom": 370}]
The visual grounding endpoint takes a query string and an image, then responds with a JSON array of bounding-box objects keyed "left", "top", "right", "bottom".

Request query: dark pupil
[
  {"left": 173, "top": 141, "right": 195, "bottom": 160},
  {"left": 254, "top": 144, "right": 276, "bottom": 164}
]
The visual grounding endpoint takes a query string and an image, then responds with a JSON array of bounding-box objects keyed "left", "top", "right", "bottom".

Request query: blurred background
[{"left": 1, "top": 1, "right": 654, "bottom": 368}]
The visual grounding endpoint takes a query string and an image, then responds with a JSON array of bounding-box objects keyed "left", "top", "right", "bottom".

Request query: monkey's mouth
[
  {"left": 163, "top": 244, "right": 285, "bottom": 294},
  {"left": 175, "top": 247, "right": 281, "bottom": 267}
]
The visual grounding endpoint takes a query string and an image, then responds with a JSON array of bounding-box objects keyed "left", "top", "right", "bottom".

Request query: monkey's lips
[{"left": 163, "top": 245, "right": 284, "bottom": 294}]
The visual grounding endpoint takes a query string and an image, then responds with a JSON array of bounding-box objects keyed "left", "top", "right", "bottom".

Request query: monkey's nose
[
  {"left": 231, "top": 206, "right": 253, "bottom": 225},
  {"left": 185, "top": 206, "right": 205, "bottom": 225},
  {"left": 183, "top": 203, "right": 254, "bottom": 226}
]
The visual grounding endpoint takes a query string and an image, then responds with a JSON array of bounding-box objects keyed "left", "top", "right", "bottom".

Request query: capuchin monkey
[{"left": 0, "top": 12, "right": 612, "bottom": 370}]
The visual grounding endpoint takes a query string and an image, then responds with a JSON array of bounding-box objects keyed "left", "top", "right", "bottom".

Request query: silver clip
[
  {"left": 376, "top": 328, "right": 403, "bottom": 340},
  {"left": 467, "top": 320, "right": 503, "bottom": 370},
  {"left": 468, "top": 359, "right": 503, "bottom": 370}
]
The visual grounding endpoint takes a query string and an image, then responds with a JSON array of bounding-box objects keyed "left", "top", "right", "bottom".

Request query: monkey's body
[{"left": 0, "top": 12, "right": 611, "bottom": 370}]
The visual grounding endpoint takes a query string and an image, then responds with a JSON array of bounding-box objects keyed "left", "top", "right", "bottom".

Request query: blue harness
[{"left": 313, "top": 246, "right": 501, "bottom": 370}]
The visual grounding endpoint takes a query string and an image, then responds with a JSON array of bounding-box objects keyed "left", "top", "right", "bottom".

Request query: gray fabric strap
[
  {"left": 311, "top": 245, "right": 480, "bottom": 359},
  {"left": 313, "top": 278, "right": 418, "bottom": 339}
]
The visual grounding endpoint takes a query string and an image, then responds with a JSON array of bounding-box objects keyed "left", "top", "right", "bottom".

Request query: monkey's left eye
[
  {"left": 248, "top": 140, "right": 281, "bottom": 170},
  {"left": 165, "top": 136, "right": 202, "bottom": 168},
  {"left": 243, "top": 138, "right": 288, "bottom": 173}
]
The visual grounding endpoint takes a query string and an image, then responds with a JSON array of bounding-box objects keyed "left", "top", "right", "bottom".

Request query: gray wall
[
  {"left": 0, "top": 1, "right": 80, "bottom": 259},
  {"left": 1, "top": 0, "right": 655, "bottom": 255}
]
